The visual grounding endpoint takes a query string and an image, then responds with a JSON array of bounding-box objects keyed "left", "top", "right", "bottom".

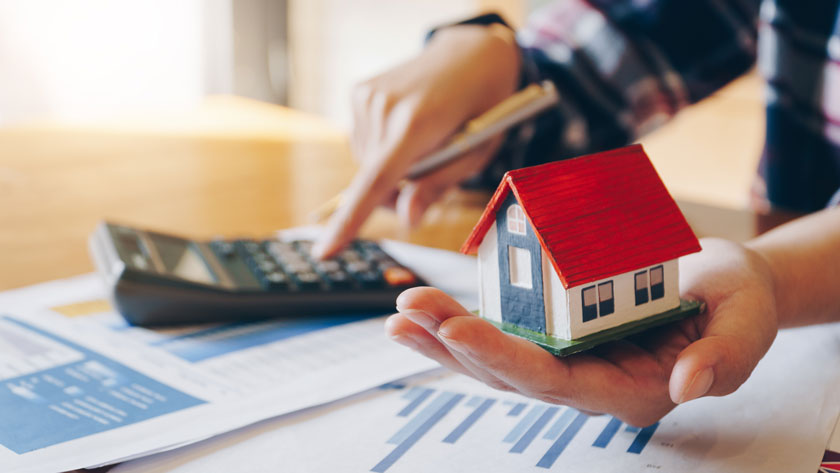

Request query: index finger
[{"left": 311, "top": 159, "right": 407, "bottom": 259}]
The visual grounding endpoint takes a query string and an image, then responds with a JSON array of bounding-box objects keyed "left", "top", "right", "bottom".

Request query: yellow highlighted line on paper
[{"left": 51, "top": 299, "right": 112, "bottom": 317}]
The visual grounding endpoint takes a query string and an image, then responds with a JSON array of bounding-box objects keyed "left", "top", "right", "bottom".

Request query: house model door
[{"left": 496, "top": 196, "right": 546, "bottom": 333}]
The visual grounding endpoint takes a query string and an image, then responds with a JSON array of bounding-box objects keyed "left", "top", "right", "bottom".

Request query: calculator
[{"left": 88, "top": 222, "right": 424, "bottom": 326}]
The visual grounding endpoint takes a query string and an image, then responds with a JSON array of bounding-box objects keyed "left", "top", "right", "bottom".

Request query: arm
[
  {"left": 313, "top": 0, "right": 761, "bottom": 258},
  {"left": 747, "top": 206, "right": 840, "bottom": 327},
  {"left": 387, "top": 208, "right": 840, "bottom": 426}
]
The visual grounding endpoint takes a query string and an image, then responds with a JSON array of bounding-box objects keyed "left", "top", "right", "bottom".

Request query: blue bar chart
[{"left": 372, "top": 385, "right": 660, "bottom": 472}]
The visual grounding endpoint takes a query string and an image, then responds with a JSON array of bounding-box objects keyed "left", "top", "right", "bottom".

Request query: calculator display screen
[{"left": 149, "top": 235, "right": 217, "bottom": 285}]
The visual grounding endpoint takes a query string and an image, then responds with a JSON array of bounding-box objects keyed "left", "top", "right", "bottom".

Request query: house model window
[
  {"left": 635, "top": 265, "right": 665, "bottom": 305},
  {"left": 635, "top": 271, "right": 649, "bottom": 305},
  {"left": 598, "top": 281, "right": 614, "bottom": 316},
  {"left": 650, "top": 265, "right": 664, "bottom": 299},
  {"left": 508, "top": 246, "right": 532, "bottom": 289},
  {"left": 582, "top": 281, "right": 614, "bottom": 322},
  {"left": 506, "top": 204, "right": 527, "bottom": 235},
  {"left": 582, "top": 286, "right": 597, "bottom": 322}
]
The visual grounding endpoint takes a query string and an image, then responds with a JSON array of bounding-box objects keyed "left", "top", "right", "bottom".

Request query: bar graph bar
[
  {"left": 628, "top": 423, "right": 659, "bottom": 454},
  {"left": 510, "top": 406, "right": 559, "bottom": 453},
  {"left": 398, "top": 387, "right": 434, "bottom": 417},
  {"left": 504, "top": 405, "right": 548, "bottom": 443},
  {"left": 537, "top": 412, "right": 589, "bottom": 468},
  {"left": 372, "top": 385, "right": 663, "bottom": 472},
  {"left": 593, "top": 417, "right": 623, "bottom": 448},
  {"left": 544, "top": 408, "right": 577, "bottom": 440},
  {"left": 443, "top": 398, "right": 495, "bottom": 444},
  {"left": 465, "top": 396, "right": 483, "bottom": 407},
  {"left": 372, "top": 392, "right": 464, "bottom": 473},
  {"left": 388, "top": 392, "right": 458, "bottom": 445},
  {"left": 508, "top": 402, "right": 527, "bottom": 416}
]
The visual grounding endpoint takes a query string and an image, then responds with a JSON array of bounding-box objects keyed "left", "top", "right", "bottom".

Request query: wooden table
[
  {"left": 0, "top": 106, "right": 480, "bottom": 290},
  {"left": 0, "top": 95, "right": 798, "bottom": 291}
]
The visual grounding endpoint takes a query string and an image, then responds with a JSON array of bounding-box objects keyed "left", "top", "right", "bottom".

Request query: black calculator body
[{"left": 89, "top": 222, "right": 424, "bottom": 326}]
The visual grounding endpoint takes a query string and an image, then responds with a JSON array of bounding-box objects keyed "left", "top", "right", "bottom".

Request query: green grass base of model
[{"left": 482, "top": 299, "right": 704, "bottom": 357}]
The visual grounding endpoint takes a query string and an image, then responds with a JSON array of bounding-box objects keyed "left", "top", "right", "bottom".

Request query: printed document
[{"left": 0, "top": 241, "right": 475, "bottom": 473}]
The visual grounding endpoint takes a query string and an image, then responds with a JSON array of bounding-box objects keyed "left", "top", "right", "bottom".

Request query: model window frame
[
  {"left": 650, "top": 265, "right": 665, "bottom": 300},
  {"left": 634, "top": 270, "right": 649, "bottom": 306},
  {"left": 508, "top": 245, "right": 533, "bottom": 289},
  {"left": 581, "top": 285, "right": 598, "bottom": 322},
  {"left": 598, "top": 281, "right": 614, "bottom": 316},
  {"left": 506, "top": 204, "right": 527, "bottom": 235}
]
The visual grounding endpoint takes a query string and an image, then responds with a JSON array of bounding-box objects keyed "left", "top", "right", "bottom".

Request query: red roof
[{"left": 461, "top": 144, "right": 700, "bottom": 288}]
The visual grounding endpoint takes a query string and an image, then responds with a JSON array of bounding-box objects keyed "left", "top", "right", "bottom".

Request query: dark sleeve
[{"left": 467, "top": 0, "right": 761, "bottom": 187}]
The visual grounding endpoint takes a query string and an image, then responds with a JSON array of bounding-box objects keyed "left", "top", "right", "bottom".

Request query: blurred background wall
[
  {"left": 0, "top": 0, "right": 525, "bottom": 128},
  {"left": 0, "top": 0, "right": 762, "bottom": 209}
]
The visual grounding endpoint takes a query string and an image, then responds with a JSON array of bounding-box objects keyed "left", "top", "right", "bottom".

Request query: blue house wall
[{"left": 496, "top": 193, "right": 546, "bottom": 333}]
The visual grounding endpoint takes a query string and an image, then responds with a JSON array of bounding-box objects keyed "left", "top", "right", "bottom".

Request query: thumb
[{"left": 669, "top": 314, "right": 775, "bottom": 404}]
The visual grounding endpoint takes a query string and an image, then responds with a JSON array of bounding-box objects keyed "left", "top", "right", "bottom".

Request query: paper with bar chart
[
  {"left": 368, "top": 380, "right": 661, "bottom": 472},
  {"left": 113, "top": 322, "right": 840, "bottom": 473}
]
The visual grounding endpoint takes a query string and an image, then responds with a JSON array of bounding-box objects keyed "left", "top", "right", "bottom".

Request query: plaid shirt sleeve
[{"left": 476, "top": 0, "right": 762, "bottom": 186}]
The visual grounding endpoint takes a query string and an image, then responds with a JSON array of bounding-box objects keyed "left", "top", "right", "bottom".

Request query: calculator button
[
  {"left": 263, "top": 271, "right": 288, "bottom": 290},
  {"left": 243, "top": 241, "right": 261, "bottom": 254},
  {"left": 266, "top": 242, "right": 295, "bottom": 259},
  {"left": 375, "top": 259, "right": 397, "bottom": 270},
  {"left": 294, "top": 240, "right": 314, "bottom": 253},
  {"left": 354, "top": 270, "right": 382, "bottom": 288},
  {"left": 383, "top": 267, "right": 417, "bottom": 287},
  {"left": 295, "top": 271, "right": 323, "bottom": 290},
  {"left": 315, "top": 260, "right": 341, "bottom": 273},
  {"left": 258, "top": 260, "right": 278, "bottom": 273},
  {"left": 354, "top": 240, "right": 379, "bottom": 252},
  {"left": 283, "top": 251, "right": 306, "bottom": 262},
  {"left": 211, "top": 240, "right": 236, "bottom": 258},
  {"left": 325, "top": 270, "right": 353, "bottom": 289},
  {"left": 346, "top": 261, "right": 372, "bottom": 274},
  {"left": 339, "top": 249, "right": 363, "bottom": 263},
  {"left": 286, "top": 262, "right": 313, "bottom": 274}
]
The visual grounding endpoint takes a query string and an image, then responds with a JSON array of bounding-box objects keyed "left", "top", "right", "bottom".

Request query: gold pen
[{"left": 309, "top": 80, "right": 560, "bottom": 222}]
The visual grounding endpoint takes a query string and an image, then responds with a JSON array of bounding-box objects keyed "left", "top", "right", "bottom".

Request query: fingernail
[
  {"left": 678, "top": 367, "right": 714, "bottom": 403},
  {"left": 402, "top": 310, "right": 439, "bottom": 332},
  {"left": 394, "top": 292, "right": 410, "bottom": 312},
  {"left": 438, "top": 330, "right": 471, "bottom": 356},
  {"left": 390, "top": 334, "right": 419, "bottom": 351}
]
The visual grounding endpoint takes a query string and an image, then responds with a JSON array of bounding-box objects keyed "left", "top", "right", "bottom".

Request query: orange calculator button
[{"left": 383, "top": 267, "right": 417, "bottom": 286}]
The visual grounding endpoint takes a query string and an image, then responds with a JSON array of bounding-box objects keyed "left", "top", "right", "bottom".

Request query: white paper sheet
[
  {"left": 0, "top": 241, "right": 478, "bottom": 473},
  {"left": 111, "top": 323, "right": 840, "bottom": 473}
]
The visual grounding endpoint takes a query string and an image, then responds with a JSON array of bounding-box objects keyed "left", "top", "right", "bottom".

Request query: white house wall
[
  {"left": 477, "top": 221, "right": 502, "bottom": 323},
  {"left": 567, "top": 259, "right": 680, "bottom": 339},
  {"left": 542, "top": 253, "right": 569, "bottom": 339}
]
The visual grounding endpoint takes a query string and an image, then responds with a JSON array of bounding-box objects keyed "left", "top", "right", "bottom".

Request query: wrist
[
  {"left": 427, "top": 24, "right": 521, "bottom": 116},
  {"left": 742, "top": 241, "right": 784, "bottom": 327}
]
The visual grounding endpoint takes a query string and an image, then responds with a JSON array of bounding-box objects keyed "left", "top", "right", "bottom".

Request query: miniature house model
[{"left": 461, "top": 145, "right": 701, "bottom": 344}]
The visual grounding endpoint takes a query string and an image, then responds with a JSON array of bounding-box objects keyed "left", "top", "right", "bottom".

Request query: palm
[{"left": 386, "top": 238, "right": 777, "bottom": 426}]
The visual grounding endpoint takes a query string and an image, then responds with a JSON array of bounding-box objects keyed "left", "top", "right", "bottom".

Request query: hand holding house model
[{"left": 459, "top": 144, "right": 703, "bottom": 356}]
